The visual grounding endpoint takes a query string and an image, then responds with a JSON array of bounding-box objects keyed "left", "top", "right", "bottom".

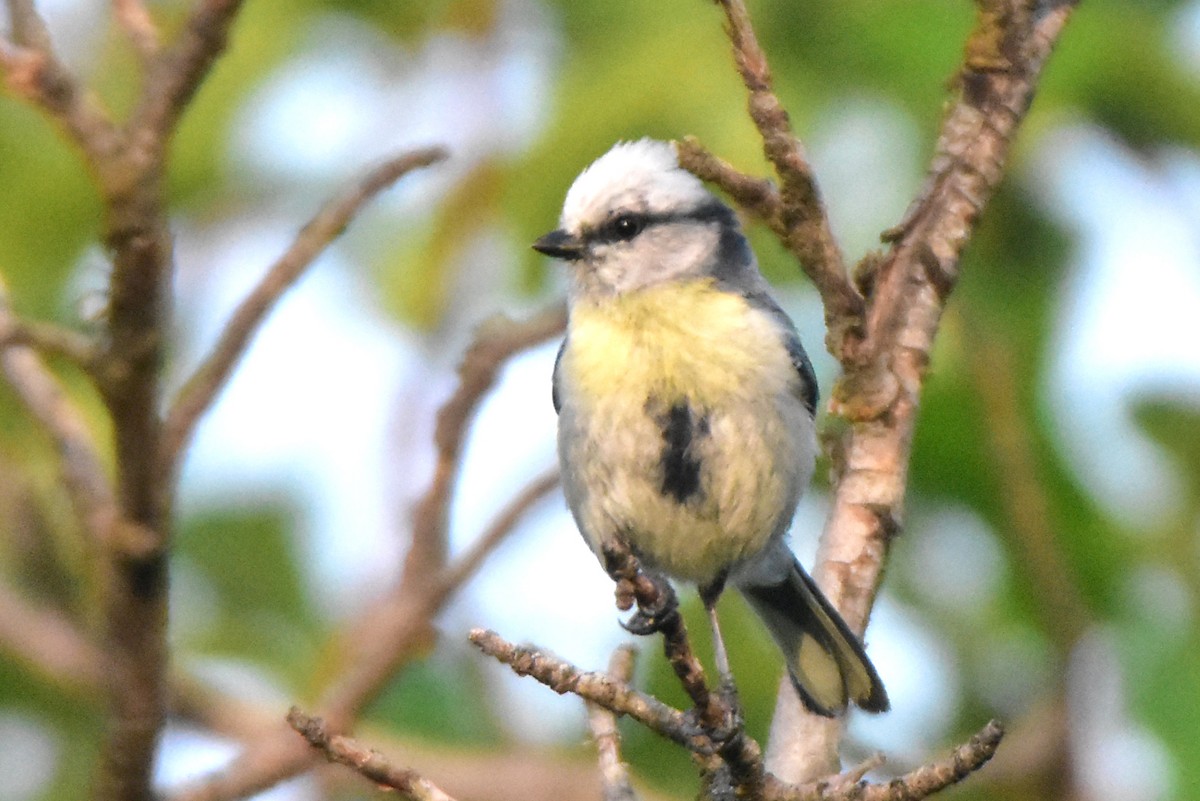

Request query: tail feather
[{"left": 738, "top": 557, "right": 888, "bottom": 716}]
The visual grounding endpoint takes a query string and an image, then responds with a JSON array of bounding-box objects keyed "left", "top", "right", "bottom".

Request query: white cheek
[{"left": 596, "top": 257, "right": 627, "bottom": 291}]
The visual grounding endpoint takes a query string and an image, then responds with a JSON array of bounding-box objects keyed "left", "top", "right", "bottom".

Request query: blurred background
[{"left": 1, "top": 1, "right": 1199, "bottom": 800}]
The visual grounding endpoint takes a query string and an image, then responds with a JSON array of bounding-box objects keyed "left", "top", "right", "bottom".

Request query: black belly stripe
[{"left": 659, "top": 401, "right": 706, "bottom": 504}]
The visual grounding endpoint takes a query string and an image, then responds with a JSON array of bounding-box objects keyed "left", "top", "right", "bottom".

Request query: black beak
[{"left": 532, "top": 229, "right": 586, "bottom": 261}]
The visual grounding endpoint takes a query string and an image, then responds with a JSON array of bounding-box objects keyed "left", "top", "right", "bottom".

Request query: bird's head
[{"left": 534, "top": 139, "right": 751, "bottom": 298}]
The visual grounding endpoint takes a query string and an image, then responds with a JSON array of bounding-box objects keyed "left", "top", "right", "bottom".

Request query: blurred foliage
[{"left": 1, "top": 0, "right": 1200, "bottom": 800}]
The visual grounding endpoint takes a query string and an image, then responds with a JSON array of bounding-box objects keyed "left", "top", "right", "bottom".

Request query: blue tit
[{"left": 534, "top": 139, "right": 887, "bottom": 716}]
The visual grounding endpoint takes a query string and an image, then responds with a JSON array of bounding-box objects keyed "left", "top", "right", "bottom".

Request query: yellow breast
[{"left": 563, "top": 280, "right": 793, "bottom": 407}]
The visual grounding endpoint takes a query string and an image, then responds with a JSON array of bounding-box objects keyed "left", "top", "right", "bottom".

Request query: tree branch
[
  {"left": 0, "top": 315, "right": 102, "bottom": 374},
  {"left": 857, "top": 720, "right": 1003, "bottom": 801},
  {"left": 600, "top": 546, "right": 723, "bottom": 731},
  {"left": 406, "top": 303, "right": 566, "bottom": 577},
  {"left": 0, "top": 1, "right": 121, "bottom": 165},
  {"left": 680, "top": 0, "right": 1078, "bottom": 786},
  {"left": 760, "top": 719, "right": 1004, "bottom": 801},
  {"left": 111, "top": 0, "right": 160, "bottom": 61},
  {"left": 469, "top": 628, "right": 707, "bottom": 752},
  {"left": 0, "top": 279, "right": 117, "bottom": 545},
  {"left": 675, "top": 136, "right": 782, "bottom": 222},
  {"left": 169, "top": 338, "right": 563, "bottom": 801},
  {"left": 0, "top": 581, "right": 106, "bottom": 695},
  {"left": 707, "top": 0, "right": 864, "bottom": 339},
  {"left": 128, "top": 0, "right": 246, "bottom": 152},
  {"left": 479, "top": 543, "right": 769, "bottom": 798},
  {"left": 288, "top": 708, "right": 459, "bottom": 801},
  {"left": 436, "top": 469, "right": 560, "bottom": 595},
  {"left": 585, "top": 646, "right": 640, "bottom": 801},
  {"left": 601, "top": 545, "right": 763, "bottom": 797},
  {"left": 160, "top": 147, "right": 449, "bottom": 472}
]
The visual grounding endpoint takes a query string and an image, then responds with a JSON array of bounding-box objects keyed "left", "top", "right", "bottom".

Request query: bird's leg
[
  {"left": 706, "top": 602, "right": 732, "bottom": 681},
  {"left": 699, "top": 576, "right": 734, "bottom": 690}
]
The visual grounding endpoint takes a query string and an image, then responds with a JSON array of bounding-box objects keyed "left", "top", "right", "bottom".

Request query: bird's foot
[
  {"left": 681, "top": 697, "right": 743, "bottom": 751},
  {"left": 715, "top": 678, "right": 740, "bottom": 711},
  {"left": 619, "top": 574, "right": 677, "bottom": 635}
]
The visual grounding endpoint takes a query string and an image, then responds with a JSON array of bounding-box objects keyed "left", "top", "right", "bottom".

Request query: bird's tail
[{"left": 737, "top": 553, "right": 889, "bottom": 717}]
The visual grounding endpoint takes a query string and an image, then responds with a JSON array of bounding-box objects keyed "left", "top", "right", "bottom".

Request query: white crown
[{"left": 561, "top": 139, "right": 710, "bottom": 230}]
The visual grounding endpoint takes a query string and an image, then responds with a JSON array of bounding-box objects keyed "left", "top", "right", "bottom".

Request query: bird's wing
[
  {"left": 551, "top": 337, "right": 566, "bottom": 414},
  {"left": 741, "top": 290, "right": 819, "bottom": 417}
]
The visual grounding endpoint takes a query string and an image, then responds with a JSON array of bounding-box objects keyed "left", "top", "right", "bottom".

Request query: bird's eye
[{"left": 611, "top": 214, "right": 644, "bottom": 241}]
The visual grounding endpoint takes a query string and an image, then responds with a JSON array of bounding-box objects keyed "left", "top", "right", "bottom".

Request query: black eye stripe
[{"left": 588, "top": 201, "right": 734, "bottom": 245}]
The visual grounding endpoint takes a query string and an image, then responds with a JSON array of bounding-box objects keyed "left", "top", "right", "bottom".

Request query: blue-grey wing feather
[
  {"left": 785, "top": 331, "right": 819, "bottom": 417},
  {"left": 738, "top": 290, "right": 819, "bottom": 417},
  {"left": 551, "top": 338, "right": 566, "bottom": 414}
]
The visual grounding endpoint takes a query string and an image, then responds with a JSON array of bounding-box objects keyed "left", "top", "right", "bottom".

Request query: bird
[{"left": 533, "top": 138, "right": 888, "bottom": 716}]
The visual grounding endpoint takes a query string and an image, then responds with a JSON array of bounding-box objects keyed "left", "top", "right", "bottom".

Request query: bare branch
[
  {"left": 161, "top": 147, "right": 449, "bottom": 471},
  {"left": 129, "top": 0, "right": 246, "bottom": 149},
  {"left": 711, "top": 0, "right": 864, "bottom": 336},
  {"left": 406, "top": 303, "right": 566, "bottom": 577},
  {"left": 0, "top": 581, "right": 106, "bottom": 695},
  {"left": 760, "top": 720, "right": 1004, "bottom": 801},
  {"left": 857, "top": 720, "right": 1003, "bottom": 801},
  {"left": 112, "top": 0, "right": 161, "bottom": 61},
  {"left": 0, "top": 281, "right": 117, "bottom": 544},
  {"left": 767, "top": 0, "right": 1078, "bottom": 783},
  {"left": 0, "top": 315, "right": 102, "bottom": 374},
  {"left": 675, "top": 136, "right": 782, "bottom": 222},
  {"left": 585, "top": 646, "right": 639, "bottom": 801},
  {"left": 600, "top": 546, "right": 719, "bottom": 728},
  {"left": 288, "top": 708, "right": 459, "bottom": 801},
  {"left": 469, "top": 628, "right": 706, "bottom": 752},
  {"left": 0, "top": 5, "right": 121, "bottom": 165},
  {"left": 437, "top": 468, "right": 560, "bottom": 595},
  {"left": 170, "top": 389, "right": 560, "bottom": 801}
]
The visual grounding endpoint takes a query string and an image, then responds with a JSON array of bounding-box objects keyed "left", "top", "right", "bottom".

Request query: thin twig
[
  {"left": 0, "top": 5, "right": 120, "bottom": 164},
  {"left": 161, "top": 147, "right": 449, "bottom": 471},
  {"left": 437, "top": 468, "right": 560, "bottom": 594},
  {"left": 601, "top": 546, "right": 720, "bottom": 727},
  {"left": 0, "top": 280, "right": 117, "bottom": 545},
  {"left": 858, "top": 720, "right": 1004, "bottom": 801},
  {"left": 761, "top": 720, "right": 1004, "bottom": 801},
  {"left": 469, "top": 628, "right": 707, "bottom": 752},
  {"left": 585, "top": 645, "right": 639, "bottom": 801},
  {"left": 0, "top": 315, "right": 102, "bottom": 373},
  {"left": 0, "top": 581, "right": 107, "bottom": 695},
  {"left": 711, "top": 0, "right": 864, "bottom": 335},
  {"left": 675, "top": 136, "right": 782, "bottom": 222},
  {"left": 129, "top": 0, "right": 247, "bottom": 152},
  {"left": 405, "top": 303, "right": 566, "bottom": 577},
  {"left": 288, "top": 708, "right": 459, "bottom": 801},
  {"left": 111, "top": 0, "right": 161, "bottom": 60}
]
